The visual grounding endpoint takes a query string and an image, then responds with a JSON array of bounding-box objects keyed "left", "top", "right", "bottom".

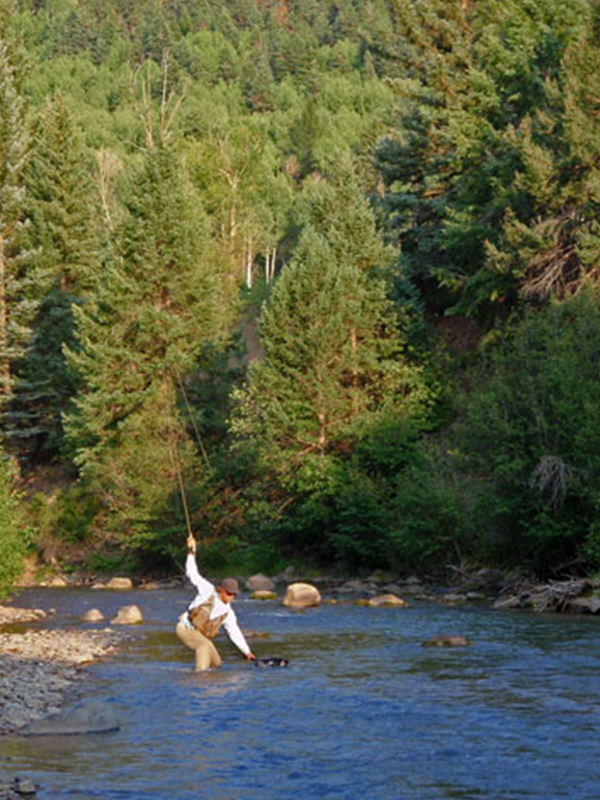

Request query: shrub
[
  {"left": 454, "top": 289, "right": 600, "bottom": 575},
  {"left": 0, "top": 455, "right": 30, "bottom": 599}
]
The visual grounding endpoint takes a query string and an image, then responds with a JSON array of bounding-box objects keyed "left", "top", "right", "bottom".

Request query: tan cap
[{"left": 220, "top": 578, "right": 239, "bottom": 595}]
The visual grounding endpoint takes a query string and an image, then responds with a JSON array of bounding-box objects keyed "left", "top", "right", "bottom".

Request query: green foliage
[
  {"left": 377, "top": 0, "right": 597, "bottom": 321},
  {"left": 0, "top": 453, "right": 29, "bottom": 599},
  {"left": 231, "top": 174, "right": 434, "bottom": 564},
  {"left": 0, "top": 6, "right": 35, "bottom": 412},
  {"left": 5, "top": 93, "right": 101, "bottom": 461},
  {"left": 453, "top": 289, "right": 600, "bottom": 574},
  {"left": 232, "top": 175, "right": 428, "bottom": 469},
  {"left": 65, "top": 147, "right": 231, "bottom": 547},
  {"left": 6, "top": 0, "right": 600, "bottom": 580},
  {"left": 28, "top": 483, "right": 99, "bottom": 546}
]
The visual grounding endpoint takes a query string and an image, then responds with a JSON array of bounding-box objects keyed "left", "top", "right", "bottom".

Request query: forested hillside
[{"left": 2, "top": 0, "right": 600, "bottom": 590}]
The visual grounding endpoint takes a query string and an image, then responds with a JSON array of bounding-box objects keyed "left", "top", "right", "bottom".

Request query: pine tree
[
  {"left": 65, "top": 147, "right": 232, "bottom": 547},
  {"left": 376, "top": 0, "right": 592, "bottom": 319},
  {"left": 5, "top": 92, "right": 101, "bottom": 462},
  {"left": 485, "top": 5, "right": 600, "bottom": 302},
  {"left": 0, "top": 6, "right": 32, "bottom": 422},
  {"left": 231, "top": 175, "right": 428, "bottom": 478},
  {"left": 289, "top": 96, "right": 323, "bottom": 179}
]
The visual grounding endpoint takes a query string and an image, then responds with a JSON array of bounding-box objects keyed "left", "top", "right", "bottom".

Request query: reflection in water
[{"left": 1, "top": 589, "right": 599, "bottom": 800}]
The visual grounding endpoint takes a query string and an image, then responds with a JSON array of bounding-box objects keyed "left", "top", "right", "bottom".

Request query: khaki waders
[
  {"left": 176, "top": 621, "right": 222, "bottom": 670},
  {"left": 177, "top": 595, "right": 228, "bottom": 671}
]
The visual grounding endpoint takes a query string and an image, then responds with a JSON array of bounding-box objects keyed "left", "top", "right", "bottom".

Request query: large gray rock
[
  {"left": 245, "top": 573, "right": 276, "bottom": 592},
  {"left": 13, "top": 778, "right": 36, "bottom": 795},
  {"left": 282, "top": 582, "right": 321, "bottom": 608},
  {"left": 27, "top": 700, "right": 120, "bottom": 736},
  {"left": 110, "top": 604, "right": 143, "bottom": 625}
]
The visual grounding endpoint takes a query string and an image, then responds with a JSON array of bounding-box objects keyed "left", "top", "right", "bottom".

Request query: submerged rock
[
  {"left": 250, "top": 590, "right": 277, "bottom": 601},
  {"left": 282, "top": 583, "right": 321, "bottom": 608},
  {"left": 27, "top": 700, "right": 119, "bottom": 736},
  {"left": 14, "top": 778, "right": 37, "bottom": 795},
  {"left": 110, "top": 605, "right": 143, "bottom": 625},
  {"left": 422, "top": 635, "right": 473, "bottom": 648}
]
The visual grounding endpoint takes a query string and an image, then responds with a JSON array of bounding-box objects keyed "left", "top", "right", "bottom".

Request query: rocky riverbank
[{"left": 0, "top": 608, "right": 131, "bottom": 736}]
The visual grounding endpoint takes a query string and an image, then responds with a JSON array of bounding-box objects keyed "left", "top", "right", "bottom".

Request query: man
[{"left": 176, "top": 534, "right": 256, "bottom": 671}]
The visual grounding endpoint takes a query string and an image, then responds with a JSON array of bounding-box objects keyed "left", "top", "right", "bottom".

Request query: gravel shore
[{"left": 0, "top": 606, "right": 130, "bottom": 736}]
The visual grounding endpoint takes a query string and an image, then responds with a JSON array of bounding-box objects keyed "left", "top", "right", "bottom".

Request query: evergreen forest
[{"left": 2, "top": 0, "right": 600, "bottom": 593}]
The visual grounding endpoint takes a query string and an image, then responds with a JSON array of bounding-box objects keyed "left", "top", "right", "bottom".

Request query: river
[{"left": 1, "top": 586, "right": 599, "bottom": 799}]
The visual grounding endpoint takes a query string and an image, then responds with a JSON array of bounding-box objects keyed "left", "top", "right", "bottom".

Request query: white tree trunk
[{"left": 246, "top": 240, "right": 254, "bottom": 288}]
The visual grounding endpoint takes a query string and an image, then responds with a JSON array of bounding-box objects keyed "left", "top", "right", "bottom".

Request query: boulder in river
[
  {"left": 27, "top": 699, "right": 120, "bottom": 736},
  {"left": 82, "top": 608, "right": 105, "bottom": 623},
  {"left": 250, "top": 590, "right": 278, "bottom": 601},
  {"left": 110, "top": 605, "right": 143, "bottom": 625},
  {"left": 282, "top": 582, "right": 321, "bottom": 608},
  {"left": 422, "top": 635, "right": 473, "bottom": 648},
  {"left": 0, "top": 606, "right": 46, "bottom": 625},
  {"left": 105, "top": 577, "right": 133, "bottom": 590},
  {"left": 13, "top": 778, "right": 37, "bottom": 795},
  {"left": 367, "top": 594, "right": 407, "bottom": 607},
  {"left": 245, "top": 574, "right": 276, "bottom": 592}
]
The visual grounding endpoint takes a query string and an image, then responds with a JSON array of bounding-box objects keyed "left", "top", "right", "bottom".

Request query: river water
[{"left": 1, "top": 586, "right": 599, "bottom": 800}]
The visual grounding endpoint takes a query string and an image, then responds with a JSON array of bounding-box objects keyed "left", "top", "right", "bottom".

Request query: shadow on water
[{"left": 1, "top": 590, "right": 600, "bottom": 799}]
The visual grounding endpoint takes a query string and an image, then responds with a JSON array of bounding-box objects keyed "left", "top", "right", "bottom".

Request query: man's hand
[
  {"left": 186, "top": 534, "right": 197, "bottom": 554},
  {"left": 246, "top": 652, "right": 257, "bottom": 662}
]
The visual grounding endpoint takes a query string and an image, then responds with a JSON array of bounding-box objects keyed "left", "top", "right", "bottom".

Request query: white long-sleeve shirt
[{"left": 181, "top": 554, "right": 251, "bottom": 657}]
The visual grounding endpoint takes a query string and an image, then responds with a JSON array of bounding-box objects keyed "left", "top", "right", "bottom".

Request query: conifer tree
[
  {"left": 0, "top": 5, "right": 32, "bottom": 421},
  {"left": 377, "top": 0, "right": 591, "bottom": 318},
  {"left": 485, "top": 5, "right": 600, "bottom": 301},
  {"left": 65, "top": 147, "right": 232, "bottom": 547},
  {"left": 232, "top": 175, "right": 428, "bottom": 480},
  {"left": 5, "top": 93, "right": 101, "bottom": 461}
]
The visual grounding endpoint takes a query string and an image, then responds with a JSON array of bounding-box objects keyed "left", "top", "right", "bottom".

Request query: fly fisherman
[{"left": 176, "top": 534, "right": 257, "bottom": 671}]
